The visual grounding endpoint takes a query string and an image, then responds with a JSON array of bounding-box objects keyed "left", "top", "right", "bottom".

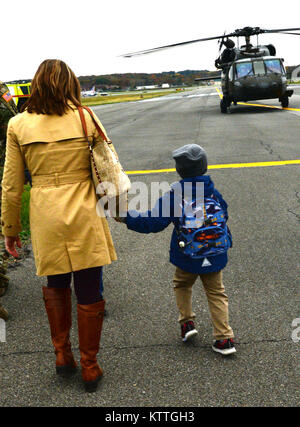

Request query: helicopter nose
[{"left": 259, "top": 81, "right": 270, "bottom": 89}]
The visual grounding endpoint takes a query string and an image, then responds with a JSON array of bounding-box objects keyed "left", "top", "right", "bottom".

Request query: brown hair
[{"left": 22, "top": 59, "right": 81, "bottom": 115}]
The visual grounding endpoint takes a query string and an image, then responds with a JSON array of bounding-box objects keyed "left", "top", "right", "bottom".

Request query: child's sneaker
[
  {"left": 181, "top": 321, "right": 198, "bottom": 342},
  {"left": 212, "top": 338, "right": 236, "bottom": 355}
]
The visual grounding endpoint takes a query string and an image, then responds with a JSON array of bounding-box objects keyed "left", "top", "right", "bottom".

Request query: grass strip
[{"left": 81, "top": 90, "right": 182, "bottom": 106}]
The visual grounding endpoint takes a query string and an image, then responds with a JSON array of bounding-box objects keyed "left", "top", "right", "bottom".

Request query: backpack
[{"left": 176, "top": 193, "right": 231, "bottom": 259}]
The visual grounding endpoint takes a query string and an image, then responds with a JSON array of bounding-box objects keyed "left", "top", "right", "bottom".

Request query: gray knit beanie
[{"left": 172, "top": 144, "right": 208, "bottom": 178}]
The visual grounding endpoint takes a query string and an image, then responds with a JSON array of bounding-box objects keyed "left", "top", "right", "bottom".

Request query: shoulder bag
[{"left": 78, "top": 105, "right": 131, "bottom": 199}]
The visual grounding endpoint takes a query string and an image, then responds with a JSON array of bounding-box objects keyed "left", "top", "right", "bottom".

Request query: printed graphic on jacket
[{"left": 176, "top": 194, "right": 231, "bottom": 259}]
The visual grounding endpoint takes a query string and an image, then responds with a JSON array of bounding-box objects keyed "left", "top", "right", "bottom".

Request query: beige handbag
[{"left": 78, "top": 106, "right": 131, "bottom": 199}]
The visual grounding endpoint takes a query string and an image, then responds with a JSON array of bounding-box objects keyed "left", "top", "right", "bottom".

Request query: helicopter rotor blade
[
  {"left": 121, "top": 33, "right": 235, "bottom": 57},
  {"left": 277, "top": 31, "right": 300, "bottom": 35},
  {"left": 120, "top": 26, "right": 300, "bottom": 58},
  {"left": 261, "top": 27, "right": 300, "bottom": 34}
]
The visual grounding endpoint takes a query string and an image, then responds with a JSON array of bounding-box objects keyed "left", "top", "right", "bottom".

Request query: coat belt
[{"left": 31, "top": 170, "right": 92, "bottom": 187}]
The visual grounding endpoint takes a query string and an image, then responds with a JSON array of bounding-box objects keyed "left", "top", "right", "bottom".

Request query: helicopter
[{"left": 122, "top": 26, "right": 300, "bottom": 113}]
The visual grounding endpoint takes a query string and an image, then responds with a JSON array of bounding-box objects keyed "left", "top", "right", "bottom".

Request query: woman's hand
[{"left": 5, "top": 236, "right": 22, "bottom": 258}]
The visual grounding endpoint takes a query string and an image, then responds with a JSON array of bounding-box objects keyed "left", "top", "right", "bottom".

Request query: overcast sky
[{"left": 2, "top": 0, "right": 300, "bottom": 82}]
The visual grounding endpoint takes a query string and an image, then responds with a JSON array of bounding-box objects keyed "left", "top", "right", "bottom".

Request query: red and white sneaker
[
  {"left": 181, "top": 321, "right": 198, "bottom": 342},
  {"left": 212, "top": 338, "right": 236, "bottom": 355}
]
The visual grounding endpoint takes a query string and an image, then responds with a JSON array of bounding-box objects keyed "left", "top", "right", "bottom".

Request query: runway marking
[
  {"left": 215, "top": 87, "right": 300, "bottom": 111},
  {"left": 140, "top": 92, "right": 218, "bottom": 102},
  {"left": 126, "top": 160, "right": 300, "bottom": 175},
  {"left": 214, "top": 87, "right": 223, "bottom": 98}
]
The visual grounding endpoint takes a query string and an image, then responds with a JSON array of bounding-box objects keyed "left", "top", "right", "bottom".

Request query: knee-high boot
[
  {"left": 0, "top": 301, "right": 8, "bottom": 321},
  {"left": 42, "top": 287, "right": 77, "bottom": 376},
  {"left": 77, "top": 299, "right": 105, "bottom": 392}
]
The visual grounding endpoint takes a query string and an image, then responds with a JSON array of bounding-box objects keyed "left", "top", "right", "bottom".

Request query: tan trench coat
[{"left": 1, "top": 106, "right": 117, "bottom": 276}]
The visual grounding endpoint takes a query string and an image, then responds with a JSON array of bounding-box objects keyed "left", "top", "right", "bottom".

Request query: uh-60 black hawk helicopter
[{"left": 122, "top": 26, "right": 300, "bottom": 113}]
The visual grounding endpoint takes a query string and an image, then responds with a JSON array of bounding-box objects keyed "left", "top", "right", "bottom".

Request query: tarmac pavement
[{"left": 0, "top": 87, "right": 299, "bottom": 407}]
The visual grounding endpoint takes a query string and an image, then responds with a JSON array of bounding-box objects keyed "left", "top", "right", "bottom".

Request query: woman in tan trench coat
[{"left": 1, "top": 59, "right": 118, "bottom": 392}]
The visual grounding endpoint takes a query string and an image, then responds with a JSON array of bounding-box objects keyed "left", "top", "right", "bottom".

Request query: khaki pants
[{"left": 173, "top": 266, "right": 234, "bottom": 340}]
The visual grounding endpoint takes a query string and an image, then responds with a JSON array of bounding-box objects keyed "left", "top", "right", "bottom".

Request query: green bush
[{"left": 0, "top": 107, "right": 14, "bottom": 183}]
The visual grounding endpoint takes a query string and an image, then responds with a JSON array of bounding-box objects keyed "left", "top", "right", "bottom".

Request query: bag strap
[
  {"left": 77, "top": 106, "right": 103, "bottom": 188},
  {"left": 80, "top": 105, "right": 112, "bottom": 144},
  {"left": 77, "top": 106, "right": 91, "bottom": 144}
]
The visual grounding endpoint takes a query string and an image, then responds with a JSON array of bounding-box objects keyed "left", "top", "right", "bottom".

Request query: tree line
[{"left": 78, "top": 70, "right": 216, "bottom": 91}]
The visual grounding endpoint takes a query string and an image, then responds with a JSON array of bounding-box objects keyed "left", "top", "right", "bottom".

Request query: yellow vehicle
[{"left": 7, "top": 81, "right": 31, "bottom": 110}]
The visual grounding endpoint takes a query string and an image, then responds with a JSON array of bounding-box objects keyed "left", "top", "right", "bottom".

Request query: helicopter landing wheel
[
  {"left": 220, "top": 97, "right": 231, "bottom": 113},
  {"left": 280, "top": 96, "right": 289, "bottom": 108},
  {"left": 220, "top": 99, "right": 227, "bottom": 113}
]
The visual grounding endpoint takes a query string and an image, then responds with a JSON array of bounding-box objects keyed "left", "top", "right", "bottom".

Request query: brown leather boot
[
  {"left": 42, "top": 287, "right": 77, "bottom": 377},
  {"left": 0, "top": 301, "right": 8, "bottom": 321},
  {"left": 77, "top": 299, "right": 105, "bottom": 392}
]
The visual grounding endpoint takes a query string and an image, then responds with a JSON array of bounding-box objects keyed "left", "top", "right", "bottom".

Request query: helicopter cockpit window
[
  {"left": 264, "top": 59, "right": 282, "bottom": 75},
  {"left": 253, "top": 61, "right": 265, "bottom": 75},
  {"left": 236, "top": 62, "right": 254, "bottom": 78}
]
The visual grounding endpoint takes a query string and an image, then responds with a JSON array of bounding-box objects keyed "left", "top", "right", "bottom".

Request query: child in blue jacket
[{"left": 120, "top": 144, "right": 235, "bottom": 355}]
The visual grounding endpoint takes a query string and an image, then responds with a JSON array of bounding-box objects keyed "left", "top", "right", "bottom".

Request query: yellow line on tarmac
[
  {"left": 126, "top": 160, "right": 300, "bottom": 175},
  {"left": 214, "top": 87, "right": 300, "bottom": 111},
  {"left": 215, "top": 87, "right": 223, "bottom": 99},
  {"left": 127, "top": 168, "right": 176, "bottom": 175}
]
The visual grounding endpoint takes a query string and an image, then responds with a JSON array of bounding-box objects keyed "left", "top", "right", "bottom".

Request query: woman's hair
[{"left": 22, "top": 59, "right": 81, "bottom": 115}]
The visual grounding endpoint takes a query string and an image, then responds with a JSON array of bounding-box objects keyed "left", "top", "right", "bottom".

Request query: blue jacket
[{"left": 126, "top": 175, "right": 232, "bottom": 274}]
